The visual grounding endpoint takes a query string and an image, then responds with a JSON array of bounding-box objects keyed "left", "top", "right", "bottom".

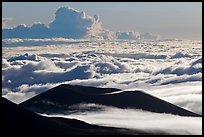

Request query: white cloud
[
  {"left": 143, "top": 82, "right": 202, "bottom": 115},
  {"left": 154, "top": 57, "right": 202, "bottom": 76},
  {"left": 101, "top": 52, "right": 167, "bottom": 60},
  {"left": 41, "top": 104, "right": 202, "bottom": 135},
  {"left": 2, "top": 59, "right": 11, "bottom": 68},
  {"left": 2, "top": 88, "right": 36, "bottom": 104},
  {"left": 49, "top": 6, "right": 102, "bottom": 38},
  {"left": 2, "top": 18, "right": 13, "bottom": 29},
  {"left": 159, "top": 73, "right": 202, "bottom": 85},
  {"left": 163, "top": 94, "right": 202, "bottom": 115},
  {"left": 116, "top": 31, "right": 160, "bottom": 40},
  {"left": 2, "top": 6, "right": 160, "bottom": 40},
  {"left": 2, "top": 38, "right": 89, "bottom": 47},
  {"left": 8, "top": 53, "right": 41, "bottom": 61},
  {"left": 2, "top": 60, "right": 95, "bottom": 90},
  {"left": 2, "top": 83, "right": 59, "bottom": 104}
]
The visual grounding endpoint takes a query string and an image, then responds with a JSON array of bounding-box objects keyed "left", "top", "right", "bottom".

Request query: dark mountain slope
[
  {"left": 1, "top": 97, "right": 159, "bottom": 135},
  {"left": 20, "top": 84, "right": 201, "bottom": 117}
]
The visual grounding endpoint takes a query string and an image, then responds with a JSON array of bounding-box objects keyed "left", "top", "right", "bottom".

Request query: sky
[{"left": 2, "top": 2, "right": 202, "bottom": 40}]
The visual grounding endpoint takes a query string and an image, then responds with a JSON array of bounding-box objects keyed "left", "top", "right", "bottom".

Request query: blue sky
[{"left": 2, "top": 2, "right": 202, "bottom": 40}]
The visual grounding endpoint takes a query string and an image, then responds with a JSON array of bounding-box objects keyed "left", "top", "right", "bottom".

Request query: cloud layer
[
  {"left": 2, "top": 40, "right": 202, "bottom": 116},
  {"left": 42, "top": 104, "right": 202, "bottom": 135},
  {"left": 2, "top": 42, "right": 202, "bottom": 134}
]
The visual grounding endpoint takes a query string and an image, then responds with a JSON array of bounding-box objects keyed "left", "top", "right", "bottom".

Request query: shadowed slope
[
  {"left": 1, "top": 97, "right": 160, "bottom": 135},
  {"left": 20, "top": 84, "right": 201, "bottom": 117}
]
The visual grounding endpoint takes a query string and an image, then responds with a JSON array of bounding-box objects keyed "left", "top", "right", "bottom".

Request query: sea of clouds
[
  {"left": 2, "top": 5, "right": 202, "bottom": 135},
  {"left": 2, "top": 40, "right": 202, "bottom": 116}
]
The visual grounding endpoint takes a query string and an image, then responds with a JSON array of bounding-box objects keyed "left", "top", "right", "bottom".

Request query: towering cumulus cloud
[
  {"left": 2, "top": 6, "right": 102, "bottom": 39},
  {"left": 2, "top": 6, "right": 160, "bottom": 40},
  {"left": 49, "top": 7, "right": 102, "bottom": 38}
]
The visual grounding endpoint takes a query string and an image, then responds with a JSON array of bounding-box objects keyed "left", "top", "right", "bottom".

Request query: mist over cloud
[{"left": 42, "top": 104, "right": 202, "bottom": 135}]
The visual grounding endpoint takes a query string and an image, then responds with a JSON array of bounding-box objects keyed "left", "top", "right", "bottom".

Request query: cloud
[
  {"left": 2, "top": 59, "right": 95, "bottom": 89},
  {"left": 41, "top": 104, "right": 202, "bottom": 135},
  {"left": 2, "top": 59, "right": 12, "bottom": 68},
  {"left": 100, "top": 52, "right": 167, "bottom": 60},
  {"left": 2, "top": 83, "right": 60, "bottom": 104},
  {"left": 116, "top": 31, "right": 140, "bottom": 40},
  {"left": 156, "top": 64, "right": 202, "bottom": 76},
  {"left": 116, "top": 31, "right": 160, "bottom": 40},
  {"left": 191, "top": 57, "right": 202, "bottom": 66},
  {"left": 159, "top": 73, "right": 202, "bottom": 85},
  {"left": 170, "top": 52, "right": 192, "bottom": 59},
  {"left": 2, "top": 39, "right": 202, "bottom": 115},
  {"left": 2, "top": 38, "right": 88, "bottom": 47},
  {"left": 2, "top": 18, "right": 13, "bottom": 29},
  {"left": 2, "top": 23, "right": 49, "bottom": 39},
  {"left": 49, "top": 6, "right": 102, "bottom": 38},
  {"left": 8, "top": 53, "right": 41, "bottom": 61},
  {"left": 2, "top": 6, "right": 102, "bottom": 39},
  {"left": 3, "top": 49, "right": 201, "bottom": 88},
  {"left": 2, "top": 6, "right": 160, "bottom": 40},
  {"left": 163, "top": 94, "right": 202, "bottom": 115},
  {"left": 2, "top": 88, "right": 37, "bottom": 104},
  {"left": 154, "top": 57, "right": 202, "bottom": 76},
  {"left": 147, "top": 82, "right": 202, "bottom": 115},
  {"left": 94, "top": 61, "right": 131, "bottom": 74},
  {"left": 140, "top": 32, "right": 159, "bottom": 40}
]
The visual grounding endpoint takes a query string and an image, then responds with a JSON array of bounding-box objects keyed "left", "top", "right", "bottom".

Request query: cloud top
[{"left": 49, "top": 6, "right": 102, "bottom": 38}]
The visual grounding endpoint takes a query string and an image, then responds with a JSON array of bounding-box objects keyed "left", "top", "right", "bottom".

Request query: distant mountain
[
  {"left": 20, "top": 84, "right": 201, "bottom": 117},
  {"left": 1, "top": 97, "right": 158, "bottom": 135}
]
